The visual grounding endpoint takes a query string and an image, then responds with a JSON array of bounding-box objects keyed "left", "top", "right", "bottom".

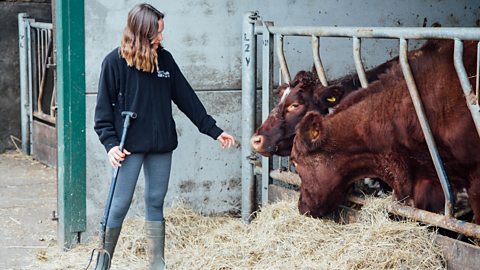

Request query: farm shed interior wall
[{"left": 82, "top": 0, "right": 479, "bottom": 240}]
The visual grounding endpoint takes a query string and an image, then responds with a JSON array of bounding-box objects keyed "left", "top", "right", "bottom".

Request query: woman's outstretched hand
[
  {"left": 108, "top": 146, "right": 131, "bottom": 168},
  {"left": 217, "top": 132, "right": 236, "bottom": 149}
]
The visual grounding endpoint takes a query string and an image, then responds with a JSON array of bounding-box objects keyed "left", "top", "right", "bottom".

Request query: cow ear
[
  {"left": 295, "top": 111, "right": 324, "bottom": 153},
  {"left": 314, "top": 85, "right": 345, "bottom": 109}
]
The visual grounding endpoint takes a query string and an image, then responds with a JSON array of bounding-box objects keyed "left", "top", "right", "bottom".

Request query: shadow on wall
[{"left": 1, "top": 1, "right": 52, "bottom": 153}]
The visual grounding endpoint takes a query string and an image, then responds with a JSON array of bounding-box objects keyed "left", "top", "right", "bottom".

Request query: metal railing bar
[
  {"left": 261, "top": 21, "right": 274, "bottom": 206},
  {"left": 30, "top": 22, "right": 53, "bottom": 30},
  {"left": 352, "top": 37, "right": 368, "bottom": 88},
  {"left": 399, "top": 38, "right": 454, "bottom": 217},
  {"left": 454, "top": 39, "right": 480, "bottom": 139},
  {"left": 40, "top": 30, "right": 43, "bottom": 84},
  {"left": 241, "top": 11, "right": 258, "bottom": 223},
  {"left": 476, "top": 43, "right": 479, "bottom": 102},
  {"left": 41, "top": 29, "right": 46, "bottom": 74},
  {"left": 38, "top": 37, "right": 52, "bottom": 114},
  {"left": 276, "top": 34, "right": 291, "bottom": 83},
  {"left": 311, "top": 35, "right": 328, "bottom": 86},
  {"left": 347, "top": 195, "right": 480, "bottom": 240},
  {"left": 26, "top": 20, "right": 34, "bottom": 150},
  {"left": 18, "top": 13, "right": 30, "bottom": 154},
  {"left": 254, "top": 26, "right": 480, "bottom": 40},
  {"left": 33, "top": 111, "right": 56, "bottom": 125},
  {"left": 36, "top": 28, "right": 41, "bottom": 111}
]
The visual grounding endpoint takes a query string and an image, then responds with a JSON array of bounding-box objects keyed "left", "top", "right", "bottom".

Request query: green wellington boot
[
  {"left": 145, "top": 220, "right": 166, "bottom": 270},
  {"left": 94, "top": 227, "right": 122, "bottom": 270}
]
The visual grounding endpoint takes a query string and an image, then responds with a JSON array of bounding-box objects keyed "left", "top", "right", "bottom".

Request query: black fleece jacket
[{"left": 94, "top": 48, "right": 223, "bottom": 153}]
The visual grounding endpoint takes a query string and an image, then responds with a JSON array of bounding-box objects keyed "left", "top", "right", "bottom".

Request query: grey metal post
[
  {"left": 399, "top": 38, "right": 454, "bottom": 217},
  {"left": 26, "top": 18, "right": 35, "bottom": 154},
  {"left": 261, "top": 21, "right": 274, "bottom": 206},
  {"left": 352, "top": 37, "right": 368, "bottom": 88},
  {"left": 311, "top": 36, "right": 328, "bottom": 86},
  {"left": 242, "top": 11, "right": 258, "bottom": 222},
  {"left": 276, "top": 34, "right": 291, "bottom": 83},
  {"left": 476, "top": 42, "right": 479, "bottom": 103},
  {"left": 453, "top": 39, "right": 480, "bottom": 138},
  {"left": 18, "top": 13, "right": 30, "bottom": 154}
]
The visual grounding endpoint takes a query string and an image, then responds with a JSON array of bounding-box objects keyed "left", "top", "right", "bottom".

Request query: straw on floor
[{"left": 31, "top": 196, "right": 446, "bottom": 270}]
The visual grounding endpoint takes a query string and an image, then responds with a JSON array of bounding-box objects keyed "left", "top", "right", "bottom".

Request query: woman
[{"left": 93, "top": 3, "right": 235, "bottom": 269}]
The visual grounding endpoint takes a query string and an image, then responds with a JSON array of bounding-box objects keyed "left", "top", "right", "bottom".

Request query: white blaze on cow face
[{"left": 280, "top": 87, "right": 292, "bottom": 104}]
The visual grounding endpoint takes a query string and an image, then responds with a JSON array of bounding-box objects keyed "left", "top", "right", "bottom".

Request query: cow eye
[{"left": 287, "top": 103, "right": 300, "bottom": 112}]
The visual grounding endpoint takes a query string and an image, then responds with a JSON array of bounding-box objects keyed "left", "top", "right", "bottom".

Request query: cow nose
[{"left": 250, "top": 135, "right": 264, "bottom": 150}]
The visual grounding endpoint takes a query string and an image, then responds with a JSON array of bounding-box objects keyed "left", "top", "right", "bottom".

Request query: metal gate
[
  {"left": 18, "top": 13, "right": 57, "bottom": 167},
  {"left": 241, "top": 11, "right": 480, "bottom": 239}
]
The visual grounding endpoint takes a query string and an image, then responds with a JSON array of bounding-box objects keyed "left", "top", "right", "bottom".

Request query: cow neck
[
  {"left": 322, "top": 107, "right": 370, "bottom": 153},
  {"left": 339, "top": 153, "right": 385, "bottom": 184}
]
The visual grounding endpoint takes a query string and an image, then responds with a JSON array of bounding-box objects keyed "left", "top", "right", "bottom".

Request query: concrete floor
[{"left": 0, "top": 151, "right": 57, "bottom": 270}]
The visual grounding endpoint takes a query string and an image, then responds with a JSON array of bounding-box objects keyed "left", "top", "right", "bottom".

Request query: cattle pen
[{"left": 241, "top": 11, "right": 480, "bottom": 268}]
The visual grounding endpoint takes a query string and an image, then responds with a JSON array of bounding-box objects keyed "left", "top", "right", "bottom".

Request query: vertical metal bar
[
  {"left": 476, "top": 42, "right": 480, "bottom": 104},
  {"left": 277, "top": 69, "right": 283, "bottom": 171},
  {"left": 31, "top": 27, "right": 38, "bottom": 115},
  {"left": 37, "top": 28, "right": 42, "bottom": 107},
  {"left": 241, "top": 11, "right": 258, "bottom": 222},
  {"left": 353, "top": 37, "right": 368, "bottom": 88},
  {"left": 454, "top": 40, "right": 480, "bottom": 137},
  {"left": 38, "top": 28, "right": 44, "bottom": 113},
  {"left": 38, "top": 32, "right": 53, "bottom": 115},
  {"left": 261, "top": 21, "right": 274, "bottom": 206},
  {"left": 276, "top": 34, "right": 291, "bottom": 83},
  {"left": 18, "top": 13, "right": 30, "bottom": 154},
  {"left": 26, "top": 18, "right": 34, "bottom": 153},
  {"left": 311, "top": 36, "right": 328, "bottom": 86},
  {"left": 40, "top": 29, "right": 44, "bottom": 90},
  {"left": 454, "top": 39, "right": 480, "bottom": 138},
  {"left": 48, "top": 29, "right": 56, "bottom": 117},
  {"left": 399, "top": 38, "right": 454, "bottom": 217},
  {"left": 42, "top": 29, "right": 46, "bottom": 79}
]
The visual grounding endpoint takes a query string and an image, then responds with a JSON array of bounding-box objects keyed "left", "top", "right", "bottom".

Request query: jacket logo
[{"left": 157, "top": 70, "right": 170, "bottom": 78}]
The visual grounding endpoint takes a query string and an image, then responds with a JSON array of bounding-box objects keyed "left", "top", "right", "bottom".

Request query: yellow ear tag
[{"left": 326, "top": 96, "right": 336, "bottom": 102}]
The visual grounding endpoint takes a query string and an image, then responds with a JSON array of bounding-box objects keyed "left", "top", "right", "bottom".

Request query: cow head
[
  {"left": 291, "top": 111, "right": 369, "bottom": 217},
  {"left": 250, "top": 71, "right": 345, "bottom": 157},
  {"left": 289, "top": 111, "right": 343, "bottom": 217}
]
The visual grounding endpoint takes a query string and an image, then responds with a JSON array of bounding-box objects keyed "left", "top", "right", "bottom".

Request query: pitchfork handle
[
  {"left": 118, "top": 111, "right": 137, "bottom": 151},
  {"left": 100, "top": 111, "right": 137, "bottom": 238}
]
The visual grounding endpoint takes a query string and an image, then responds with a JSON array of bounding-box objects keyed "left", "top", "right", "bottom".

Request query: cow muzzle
[
  {"left": 250, "top": 134, "right": 265, "bottom": 151},
  {"left": 250, "top": 134, "right": 278, "bottom": 157}
]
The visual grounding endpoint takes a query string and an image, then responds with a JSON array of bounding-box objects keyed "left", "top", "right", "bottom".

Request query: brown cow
[
  {"left": 251, "top": 24, "right": 443, "bottom": 158},
  {"left": 250, "top": 58, "right": 398, "bottom": 157},
  {"left": 290, "top": 39, "right": 480, "bottom": 222}
]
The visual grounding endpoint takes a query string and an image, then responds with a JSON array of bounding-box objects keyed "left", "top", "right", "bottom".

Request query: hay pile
[{"left": 30, "top": 197, "right": 446, "bottom": 270}]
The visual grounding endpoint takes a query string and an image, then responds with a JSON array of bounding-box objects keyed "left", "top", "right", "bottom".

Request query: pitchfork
[{"left": 86, "top": 111, "right": 137, "bottom": 270}]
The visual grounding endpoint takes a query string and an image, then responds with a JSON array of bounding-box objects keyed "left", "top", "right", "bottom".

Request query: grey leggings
[{"left": 106, "top": 152, "right": 172, "bottom": 228}]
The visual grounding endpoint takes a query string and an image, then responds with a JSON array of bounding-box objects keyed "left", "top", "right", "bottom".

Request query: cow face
[
  {"left": 250, "top": 71, "right": 345, "bottom": 157},
  {"left": 291, "top": 150, "right": 351, "bottom": 218},
  {"left": 291, "top": 111, "right": 355, "bottom": 217}
]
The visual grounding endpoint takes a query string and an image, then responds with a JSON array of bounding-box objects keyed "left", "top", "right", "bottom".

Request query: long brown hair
[{"left": 120, "top": 3, "right": 164, "bottom": 73}]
